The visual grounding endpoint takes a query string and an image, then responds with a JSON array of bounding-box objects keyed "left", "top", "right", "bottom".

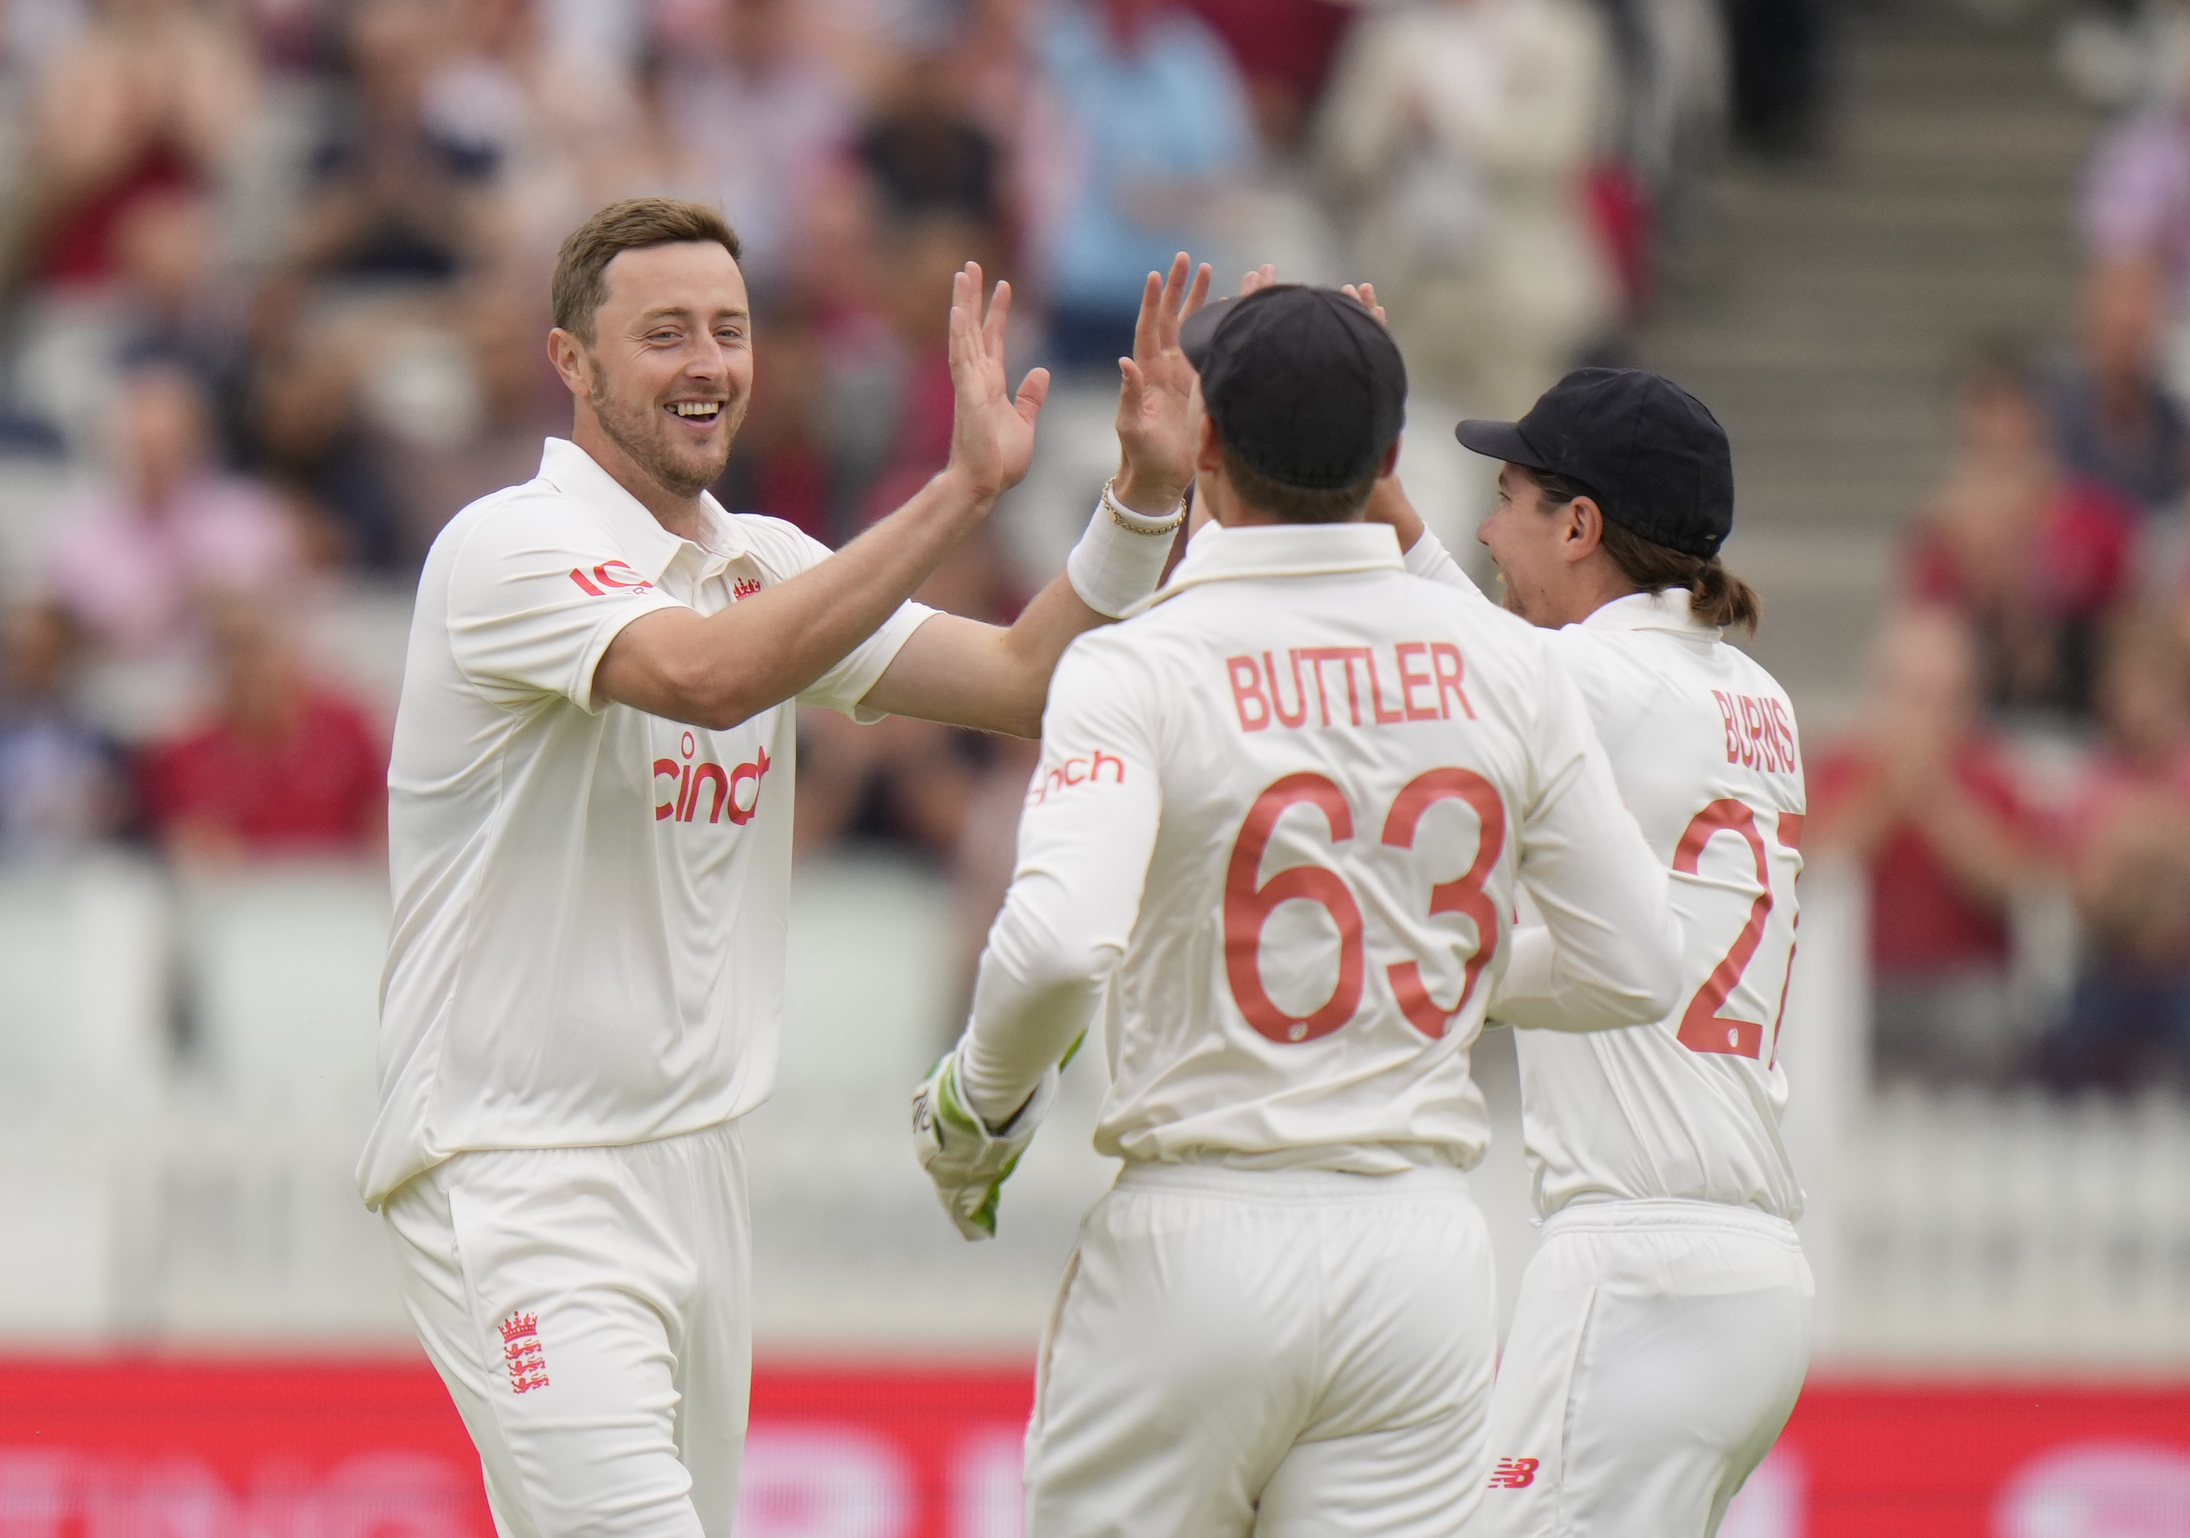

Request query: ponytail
[{"left": 1528, "top": 469, "right": 1761, "bottom": 635}]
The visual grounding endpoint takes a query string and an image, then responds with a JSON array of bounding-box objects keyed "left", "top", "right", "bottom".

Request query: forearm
[
  {"left": 857, "top": 569, "right": 1111, "bottom": 736},
  {"left": 957, "top": 872, "right": 1117, "bottom": 1124},
  {"left": 600, "top": 468, "right": 989, "bottom": 728},
  {"left": 1500, "top": 748, "right": 1684, "bottom": 1030},
  {"left": 1921, "top": 789, "right": 2027, "bottom": 906}
]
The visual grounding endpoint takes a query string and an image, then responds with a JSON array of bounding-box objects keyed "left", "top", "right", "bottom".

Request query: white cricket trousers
[
  {"left": 381, "top": 1120, "right": 751, "bottom": 1538},
  {"left": 1475, "top": 1199, "right": 1812, "bottom": 1538},
  {"left": 1025, "top": 1162, "right": 1498, "bottom": 1538}
]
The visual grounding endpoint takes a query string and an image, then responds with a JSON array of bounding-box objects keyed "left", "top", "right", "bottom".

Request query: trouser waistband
[
  {"left": 1114, "top": 1161, "right": 1472, "bottom": 1203},
  {"left": 1542, "top": 1197, "right": 1800, "bottom": 1244}
]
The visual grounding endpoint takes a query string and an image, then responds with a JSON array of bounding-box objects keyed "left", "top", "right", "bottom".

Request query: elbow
[
  {"left": 662, "top": 657, "right": 759, "bottom": 732},
  {"left": 1024, "top": 936, "right": 1120, "bottom": 994},
  {"left": 1619, "top": 916, "right": 1687, "bottom": 1025}
]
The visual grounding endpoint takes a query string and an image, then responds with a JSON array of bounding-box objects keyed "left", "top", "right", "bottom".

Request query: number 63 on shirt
[{"left": 1222, "top": 774, "right": 1801, "bottom": 1064}]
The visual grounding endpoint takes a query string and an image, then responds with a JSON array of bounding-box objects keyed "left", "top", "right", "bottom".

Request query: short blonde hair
[{"left": 550, "top": 198, "right": 743, "bottom": 343}]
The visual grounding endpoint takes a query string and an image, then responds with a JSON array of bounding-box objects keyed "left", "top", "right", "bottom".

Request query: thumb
[
  {"left": 1016, "top": 366, "right": 1052, "bottom": 423},
  {"left": 1116, "top": 356, "right": 1144, "bottom": 413}
]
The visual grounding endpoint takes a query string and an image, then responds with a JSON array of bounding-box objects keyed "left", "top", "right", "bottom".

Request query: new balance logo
[
  {"left": 1488, "top": 1457, "right": 1539, "bottom": 1489},
  {"left": 499, "top": 1312, "right": 549, "bottom": 1395}
]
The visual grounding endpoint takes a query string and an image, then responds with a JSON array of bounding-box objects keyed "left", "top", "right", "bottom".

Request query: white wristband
[{"left": 1064, "top": 479, "right": 1185, "bottom": 619}]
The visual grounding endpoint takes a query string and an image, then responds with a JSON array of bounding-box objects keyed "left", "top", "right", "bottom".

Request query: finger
[
  {"left": 1180, "top": 262, "right": 1213, "bottom": 320},
  {"left": 948, "top": 269, "right": 976, "bottom": 376},
  {"left": 983, "top": 275, "right": 1012, "bottom": 360},
  {"left": 1132, "top": 270, "right": 1162, "bottom": 362},
  {"left": 1015, "top": 366, "right": 1052, "bottom": 423},
  {"left": 964, "top": 261, "right": 990, "bottom": 350},
  {"left": 1157, "top": 252, "right": 1191, "bottom": 341}
]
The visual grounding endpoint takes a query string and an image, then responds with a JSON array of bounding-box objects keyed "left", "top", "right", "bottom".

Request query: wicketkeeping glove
[{"left": 910, "top": 1046, "right": 1058, "bottom": 1241}]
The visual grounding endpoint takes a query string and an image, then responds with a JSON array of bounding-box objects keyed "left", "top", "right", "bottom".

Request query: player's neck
[
  {"left": 571, "top": 415, "right": 708, "bottom": 543},
  {"left": 1562, "top": 559, "right": 1643, "bottom": 627}
]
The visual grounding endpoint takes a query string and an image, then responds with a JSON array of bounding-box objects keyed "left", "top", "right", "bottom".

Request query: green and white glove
[{"left": 910, "top": 1046, "right": 1058, "bottom": 1241}]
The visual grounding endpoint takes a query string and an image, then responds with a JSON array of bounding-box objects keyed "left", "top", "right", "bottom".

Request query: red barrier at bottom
[{"left": 1, "top": 1361, "right": 2186, "bottom": 1537}]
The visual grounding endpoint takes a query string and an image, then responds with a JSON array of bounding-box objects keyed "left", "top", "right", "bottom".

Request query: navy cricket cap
[
  {"left": 1455, "top": 368, "right": 1735, "bottom": 559},
  {"left": 1178, "top": 285, "right": 1406, "bottom": 490}
]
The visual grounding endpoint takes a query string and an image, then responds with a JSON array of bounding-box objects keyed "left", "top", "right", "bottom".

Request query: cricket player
[
  {"left": 910, "top": 286, "right": 1687, "bottom": 1537},
  {"left": 357, "top": 197, "right": 1218, "bottom": 1537},
  {"left": 1388, "top": 368, "right": 1813, "bottom": 1537}
]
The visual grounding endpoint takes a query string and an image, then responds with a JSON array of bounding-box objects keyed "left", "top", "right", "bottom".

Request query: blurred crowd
[
  {"left": 1808, "top": 43, "right": 2190, "bottom": 1096},
  {"left": 0, "top": 0, "right": 1792, "bottom": 940}
]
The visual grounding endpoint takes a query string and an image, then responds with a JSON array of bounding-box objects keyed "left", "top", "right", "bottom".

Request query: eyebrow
[{"left": 633, "top": 305, "right": 751, "bottom": 328}]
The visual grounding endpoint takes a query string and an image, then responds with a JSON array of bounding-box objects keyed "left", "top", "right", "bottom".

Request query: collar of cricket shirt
[
  {"left": 1575, "top": 587, "right": 1721, "bottom": 642},
  {"left": 535, "top": 437, "right": 750, "bottom": 585},
  {"left": 1131, "top": 520, "right": 1405, "bottom": 615}
]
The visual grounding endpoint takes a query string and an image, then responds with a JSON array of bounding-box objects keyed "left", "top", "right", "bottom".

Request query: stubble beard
[{"left": 588, "top": 370, "right": 742, "bottom": 502}]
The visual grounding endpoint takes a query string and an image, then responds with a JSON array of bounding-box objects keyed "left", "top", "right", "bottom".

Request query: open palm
[
  {"left": 947, "top": 264, "right": 1050, "bottom": 501},
  {"left": 1114, "top": 253, "right": 1213, "bottom": 507}
]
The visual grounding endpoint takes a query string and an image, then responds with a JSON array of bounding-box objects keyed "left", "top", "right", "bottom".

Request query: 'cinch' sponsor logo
[
  {"left": 1026, "top": 751, "right": 1125, "bottom": 808},
  {"left": 656, "top": 730, "right": 771, "bottom": 825}
]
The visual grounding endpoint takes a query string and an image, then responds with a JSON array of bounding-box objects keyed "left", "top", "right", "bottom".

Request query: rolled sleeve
[
  {"left": 445, "top": 500, "right": 685, "bottom": 711},
  {"left": 801, "top": 601, "right": 940, "bottom": 721}
]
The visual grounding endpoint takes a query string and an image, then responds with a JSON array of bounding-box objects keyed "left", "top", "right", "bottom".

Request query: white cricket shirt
[
  {"left": 958, "top": 522, "right": 1682, "bottom": 1173},
  {"left": 1407, "top": 540, "right": 1806, "bottom": 1219},
  {"left": 358, "top": 438, "right": 933, "bottom": 1207}
]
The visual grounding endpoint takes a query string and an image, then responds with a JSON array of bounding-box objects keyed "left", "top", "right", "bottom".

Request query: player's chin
[{"left": 654, "top": 421, "right": 734, "bottom": 482}]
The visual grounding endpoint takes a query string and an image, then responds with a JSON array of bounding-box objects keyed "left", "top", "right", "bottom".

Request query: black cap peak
[{"left": 1456, "top": 368, "right": 1734, "bottom": 559}]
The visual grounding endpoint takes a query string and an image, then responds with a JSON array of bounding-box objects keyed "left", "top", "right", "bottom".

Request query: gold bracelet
[{"left": 1102, "top": 477, "right": 1187, "bottom": 534}]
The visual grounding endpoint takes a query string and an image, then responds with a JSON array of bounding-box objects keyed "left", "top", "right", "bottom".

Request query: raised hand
[
  {"left": 1342, "top": 281, "right": 1387, "bottom": 326},
  {"left": 1113, "top": 252, "right": 1213, "bottom": 514},
  {"left": 946, "top": 263, "right": 1051, "bottom": 503},
  {"left": 1239, "top": 263, "right": 1279, "bottom": 297}
]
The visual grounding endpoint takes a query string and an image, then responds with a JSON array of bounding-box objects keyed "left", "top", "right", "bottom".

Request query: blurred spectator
[
  {"left": 136, "top": 598, "right": 384, "bottom": 863},
  {"left": 419, "top": 0, "right": 642, "bottom": 275},
  {"left": 2049, "top": 257, "right": 2189, "bottom": 517},
  {"left": 2038, "top": 623, "right": 2190, "bottom": 1092},
  {"left": 285, "top": 0, "right": 500, "bottom": 287},
  {"left": 789, "top": 208, "right": 1032, "bottom": 965},
  {"left": 0, "top": 600, "right": 126, "bottom": 859},
  {"left": 1033, "top": 0, "right": 1253, "bottom": 372},
  {"left": 1810, "top": 607, "right": 2038, "bottom": 1086},
  {"left": 1905, "top": 344, "right": 2139, "bottom": 721},
  {"left": 382, "top": 283, "right": 573, "bottom": 558},
  {"left": 244, "top": 308, "right": 411, "bottom": 571},
  {"left": 45, "top": 360, "right": 303, "bottom": 661},
  {"left": 1177, "top": 0, "right": 1352, "bottom": 154},
  {"left": 2080, "top": 52, "right": 2190, "bottom": 399},
  {"left": 717, "top": 304, "right": 837, "bottom": 544},
  {"left": 857, "top": 54, "right": 1005, "bottom": 230},
  {"left": 0, "top": 0, "right": 258, "bottom": 300},
  {"left": 1318, "top": 0, "right": 1618, "bottom": 417},
  {"left": 1722, "top": 0, "right": 1825, "bottom": 159},
  {"left": 110, "top": 189, "right": 255, "bottom": 460},
  {"left": 658, "top": 0, "right": 855, "bottom": 297}
]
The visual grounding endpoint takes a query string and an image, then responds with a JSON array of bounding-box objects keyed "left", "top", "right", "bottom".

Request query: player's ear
[
  {"left": 547, "top": 328, "right": 590, "bottom": 399},
  {"left": 1377, "top": 435, "right": 1401, "bottom": 479},
  {"left": 1195, "top": 414, "right": 1224, "bottom": 474},
  {"left": 1560, "top": 496, "right": 1606, "bottom": 564}
]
